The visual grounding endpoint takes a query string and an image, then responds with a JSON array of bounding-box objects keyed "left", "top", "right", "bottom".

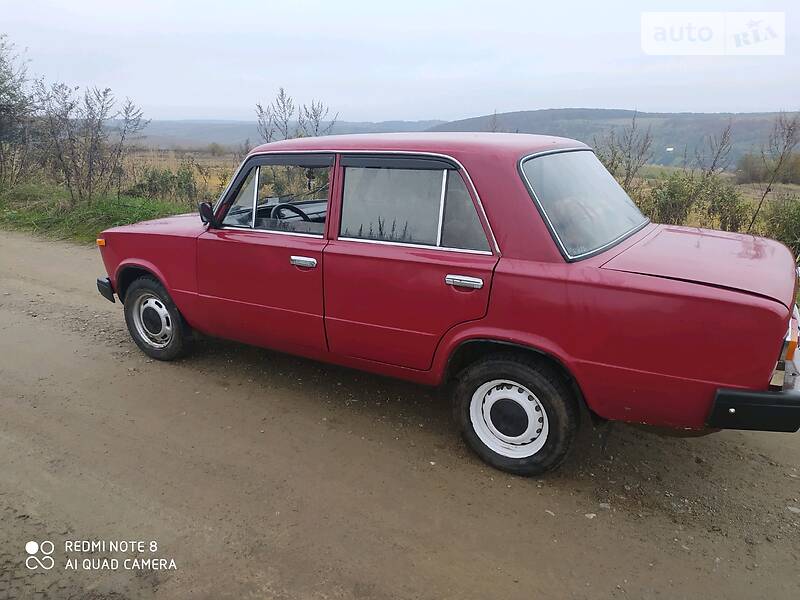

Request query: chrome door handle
[
  {"left": 445, "top": 274, "right": 483, "bottom": 289},
  {"left": 290, "top": 256, "right": 317, "bottom": 268}
]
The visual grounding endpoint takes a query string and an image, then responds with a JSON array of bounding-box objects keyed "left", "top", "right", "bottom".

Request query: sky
[{"left": 1, "top": 0, "right": 797, "bottom": 122}]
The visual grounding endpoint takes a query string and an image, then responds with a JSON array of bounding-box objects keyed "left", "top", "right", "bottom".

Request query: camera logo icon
[{"left": 25, "top": 540, "right": 55, "bottom": 570}]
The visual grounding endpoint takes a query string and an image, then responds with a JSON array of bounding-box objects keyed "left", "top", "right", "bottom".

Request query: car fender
[
  {"left": 430, "top": 323, "right": 579, "bottom": 386},
  {"left": 114, "top": 258, "right": 171, "bottom": 295}
]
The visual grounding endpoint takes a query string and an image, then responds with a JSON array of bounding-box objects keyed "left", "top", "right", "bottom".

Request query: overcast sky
[{"left": 1, "top": 0, "right": 797, "bottom": 122}]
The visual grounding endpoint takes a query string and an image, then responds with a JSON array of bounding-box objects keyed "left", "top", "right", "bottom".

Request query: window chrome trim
[
  {"left": 215, "top": 149, "right": 500, "bottom": 255},
  {"left": 435, "top": 169, "right": 447, "bottom": 247},
  {"left": 517, "top": 147, "right": 650, "bottom": 262},
  {"left": 337, "top": 236, "right": 493, "bottom": 255},
  {"left": 250, "top": 166, "right": 259, "bottom": 229},
  {"left": 220, "top": 225, "right": 324, "bottom": 239}
]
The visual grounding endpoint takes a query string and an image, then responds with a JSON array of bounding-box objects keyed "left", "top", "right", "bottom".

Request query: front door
[
  {"left": 324, "top": 156, "right": 499, "bottom": 370},
  {"left": 197, "top": 153, "right": 334, "bottom": 355}
]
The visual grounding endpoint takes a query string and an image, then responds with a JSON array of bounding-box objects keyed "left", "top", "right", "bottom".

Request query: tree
[
  {"left": 256, "top": 88, "right": 336, "bottom": 142},
  {"left": 696, "top": 120, "right": 732, "bottom": 177},
  {"left": 35, "top": 81, "right": 147, "bottom": 204},
  {"left": 486, "top": 110, "right": 501, "bottom": 133},
  {"left": 748, "top": 111, "right": 799, "bottom": 232},
  {"left": 593, "top": 112, "right": 653, "bottom": 197},
  {"left": 298, "top": 99, "right": 338, "bottom": 138},
  {"left": 0, "top": 34, "right": 36, "bottom": 189}
]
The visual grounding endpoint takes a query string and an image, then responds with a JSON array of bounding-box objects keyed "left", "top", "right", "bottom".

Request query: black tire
[
  {"left": 123, "top": 276, "right": 191, "bottom": 361},
  {"left": 453, "top": 353, "right": 579, "bottom": 476}
]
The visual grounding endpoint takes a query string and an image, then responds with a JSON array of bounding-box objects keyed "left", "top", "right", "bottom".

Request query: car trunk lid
[{"left": 600, "top": 225, "right": 797, "bottom": 309}]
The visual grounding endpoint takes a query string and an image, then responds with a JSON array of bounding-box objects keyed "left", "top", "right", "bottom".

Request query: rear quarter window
[{"left": 520, "top": 150, "right": 648, "bottom": 259}]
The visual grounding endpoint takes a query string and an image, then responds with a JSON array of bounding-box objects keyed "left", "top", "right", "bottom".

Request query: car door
[
  {"left": 197, "top": 153, "right": 334, "bottom": 355},
  {"left": 324, "top": 154, "right": 499, "bottom": 370}
]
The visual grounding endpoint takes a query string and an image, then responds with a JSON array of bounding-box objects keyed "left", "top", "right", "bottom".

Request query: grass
[{"left": 0, "top": 182, "right": 188, "bottom": 243}]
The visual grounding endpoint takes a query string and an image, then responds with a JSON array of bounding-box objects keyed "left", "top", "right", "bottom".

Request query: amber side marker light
[
  {"left": 786, "top": 332, "right": 797, "bottom": 362},
  {"left": 96, "top": 238, "right": 106, "bottom": 247}
]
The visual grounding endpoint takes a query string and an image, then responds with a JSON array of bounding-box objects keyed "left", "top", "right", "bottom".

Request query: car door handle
[
  {"left": 290, "top": 256, "right": 317, "bottom": 268},
  {"left": 445, "top": 274, "right": 483, "bottom": 289}
]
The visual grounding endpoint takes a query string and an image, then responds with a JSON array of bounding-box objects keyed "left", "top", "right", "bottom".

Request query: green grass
[{"left": 0, "top": 182, "right": 189, "bottom": 243}]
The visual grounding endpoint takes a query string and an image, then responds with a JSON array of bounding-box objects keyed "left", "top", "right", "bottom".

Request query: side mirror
[{"left": 199, "top": 202, "right": 220, "bottom": 228}]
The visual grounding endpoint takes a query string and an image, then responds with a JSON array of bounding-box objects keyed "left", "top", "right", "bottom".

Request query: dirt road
[{"left": 0, "top": 231, "right": 798, "bottom": 599}]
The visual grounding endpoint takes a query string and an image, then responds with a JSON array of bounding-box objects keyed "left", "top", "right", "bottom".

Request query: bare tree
[
  {"left": 486, "top": 110, "right": 501, "bottom": 133},
  {"left": 696, "top": 120, "right": 733, "bottom": 177},
  {"left": 298, "top": 99, "right": 337, "bottom": 137},
  {"left": 748, "top": 111, "right": 799, "bottom": 232},
  {"left": 593, "top": 112, "right": 653, "bottom": 195},
  {"left": 0, "top": 34, "right": 36, "bottom": 189},
  {"left": 35, "top": 81, "right": 147, "bottom": 204},
  {"left": 255, "top": 101, "right": 276, "bottom": 143},
  {"left": 257, "top": 88, "right": 336, "bottom": 142},
  {"left": 256, "top": 87, "right": 296, "bottom": 143},
  {"left": 234, "top": 138, "right": 251, "bottom": 163}
]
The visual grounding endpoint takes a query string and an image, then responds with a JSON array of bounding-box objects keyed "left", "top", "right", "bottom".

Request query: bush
[
  {"left": 764, "top": 195, "right": 800, "bottom": 258},
  {"left": 126, "top": 161, "right": 201, "bottom": 206},
  {"left": 702, "top": 177, "right": 749, "bottom": 232},
  {"left": 642, "top": 172, "right": 698, "bottom": 225},
  {"left": 640, "top": 172, "right": 749, "bottom": 232}
]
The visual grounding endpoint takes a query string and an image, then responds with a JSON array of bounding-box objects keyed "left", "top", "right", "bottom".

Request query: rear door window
[{"left": 340, "top": 157, "right": 490, "bottom": 252}]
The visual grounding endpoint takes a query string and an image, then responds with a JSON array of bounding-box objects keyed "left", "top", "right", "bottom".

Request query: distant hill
[
  {"left": 428, "top": 108, "right": 784, "bottom": 165},
  {"left": 136, "top": 119, "right": 445, "bottom": 149},
  {"left": 135, "top": 109, "right": 788, "bottom": 166}
]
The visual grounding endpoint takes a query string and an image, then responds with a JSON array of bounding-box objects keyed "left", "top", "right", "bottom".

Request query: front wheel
[
  {"left": 123, "top": 276, "right": 191, "bottom": 361},
  {"left": 454, "top": 354, "right": 579, "bottom": 475}
]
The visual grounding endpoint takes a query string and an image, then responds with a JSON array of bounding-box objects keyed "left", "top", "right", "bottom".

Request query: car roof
[{"left": 249, "top": 132, "right": 589, "bottom": 162}]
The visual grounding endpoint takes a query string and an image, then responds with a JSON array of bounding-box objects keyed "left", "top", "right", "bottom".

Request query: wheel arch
[
  {"left": 114, "top": 260, "right": 169, "bottom": 303},
  {"left": 441, "top": 337, "right": 594, "bottom": 419}
]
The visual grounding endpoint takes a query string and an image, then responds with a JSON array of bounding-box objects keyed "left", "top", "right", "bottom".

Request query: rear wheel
[
  {"left": 124, "top": 276, "right": 191, "bottom": 361},
  {"left": 454, "top": 353, "right": 578, "bottom": 475}
]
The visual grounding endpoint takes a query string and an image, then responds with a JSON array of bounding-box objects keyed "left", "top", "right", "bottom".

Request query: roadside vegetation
[
  {"left": 0, "top": 34, "right": 334, "bottom": 242},
  {"left": 0, "top": 31, "right": 798, "bottom": 255},
  {"left": 591, "top": 112, "right": 800, "bottom": 257}
]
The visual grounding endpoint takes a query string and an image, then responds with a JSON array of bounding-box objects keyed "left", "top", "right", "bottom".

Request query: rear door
[
  {"left": 324, "top": 154, "right": 499, "bottom": 370},
  {"left": 197, "top": 153, "right": 333, "bottom": 354}
]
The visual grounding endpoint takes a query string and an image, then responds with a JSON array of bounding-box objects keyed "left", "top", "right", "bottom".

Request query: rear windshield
[{"left": 520, "top": 150, "right": 648, "bottom": 259}]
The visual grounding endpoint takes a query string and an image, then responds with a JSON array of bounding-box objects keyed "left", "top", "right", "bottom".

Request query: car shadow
[{"left": 173, "top": 337, "right": 798, "bottom": 541}]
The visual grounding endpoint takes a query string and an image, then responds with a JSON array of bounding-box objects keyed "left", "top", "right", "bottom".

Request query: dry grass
[{"left": 125, "top": 148, "right": 240, "bottom": 192}]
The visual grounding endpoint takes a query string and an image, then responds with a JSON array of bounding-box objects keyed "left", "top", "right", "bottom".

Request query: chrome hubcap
[
  {"left": 132, "top": 293, "right": 173, "bottom": 349},
  {"left": 469, "top": 379, "right": 549, "bottom": 458}
]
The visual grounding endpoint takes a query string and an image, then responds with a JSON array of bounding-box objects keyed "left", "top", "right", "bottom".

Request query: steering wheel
[{"left": 270, "top": 203, "right": 311, "bottom": 221}]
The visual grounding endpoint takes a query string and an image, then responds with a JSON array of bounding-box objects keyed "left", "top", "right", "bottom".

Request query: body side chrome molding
[{"left": 337, "top": 236, "right": 493, "bottom": 256}]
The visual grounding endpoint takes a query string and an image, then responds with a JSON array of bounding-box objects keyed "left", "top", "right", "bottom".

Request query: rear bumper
[
  {"left": 707, "top": 388, "right": 800, "bottom": 433},
  {"left": 708, "top": 360, "right": 800, "bottom": 433},
  {"left": 97, "top": 277, "right": 115, "bottom": 303}
]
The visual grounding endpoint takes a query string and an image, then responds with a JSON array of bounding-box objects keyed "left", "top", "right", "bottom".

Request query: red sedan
[{"left": 96, "top": 133, "right": 800, "bottom": 474}]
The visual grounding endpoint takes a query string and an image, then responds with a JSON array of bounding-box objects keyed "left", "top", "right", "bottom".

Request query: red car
[{"left": 96, "top": 133, "right": 800, "bottom": 475}]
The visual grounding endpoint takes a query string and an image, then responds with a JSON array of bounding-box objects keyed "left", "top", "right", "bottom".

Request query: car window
[
  {"left": 441, "top": 171, "right": 490, "bottom": 252},
  {"left": 520, "top": 150, "right": 648, "bottom": 258},
  {"left": 221, "top": 168, "right": 256, "bottom": 227},
  {"left": 254, "top": 164, "right": 330, "bottom": 235},
  {"left": 340, "top": 166, "right": 490, "bottom": 251},
  {"left": 341, "top": 168, "right": 442, "bottom": 245}
]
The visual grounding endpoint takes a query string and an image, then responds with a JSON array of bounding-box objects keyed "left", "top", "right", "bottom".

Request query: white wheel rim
[
  {"left": 469, "top": 379, "right": 549, "bottom": 458},
  {"left": 131, "top": 292, "right": 173, "bottom": 349}
]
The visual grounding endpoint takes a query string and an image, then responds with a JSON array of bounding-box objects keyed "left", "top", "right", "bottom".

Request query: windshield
[{"left": 520, "top": 150, "right": 648, "bottom": 259}]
